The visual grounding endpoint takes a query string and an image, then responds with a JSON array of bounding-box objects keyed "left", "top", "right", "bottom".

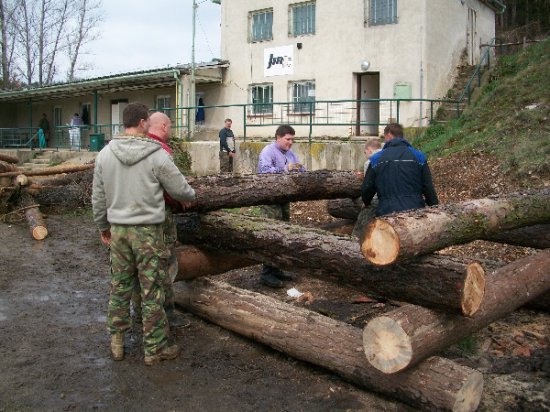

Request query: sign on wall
[{"left": 264, "top": 45, "right": 294, "bottom": 77}]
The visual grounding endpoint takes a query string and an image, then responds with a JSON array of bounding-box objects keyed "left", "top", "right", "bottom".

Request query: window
[
  {"left": 290, "top": 80, "right": 315, "bottom": 113},
  {"left": 156, "top": 95, "right": 173, "bottom": 119},
  {"left": 250, "top": 84, "right": 273, "bottom": 115},
  {"left": 250, "top": 9, "right": 273, "bottom": 42},
  {"left": 367, "top": 0, "right": 397, "bottom": 26},
  {"left": 53, "top": 107, "right": 62, "bottom": 127},
  {"left": 290, "top": 1, "right": 315, "bottom": 36},
  {"left": 81, "top": 102, "right": 91, "bottom": 125}
]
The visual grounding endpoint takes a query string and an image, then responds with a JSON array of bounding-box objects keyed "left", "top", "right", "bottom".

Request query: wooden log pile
[{"left": 167, "top": 173, "right": 549, "bottom": 411}]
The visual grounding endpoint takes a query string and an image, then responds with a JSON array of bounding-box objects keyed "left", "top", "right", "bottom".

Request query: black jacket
[{"left": 361, "top": 137, "right": 438, "bottom": 216}]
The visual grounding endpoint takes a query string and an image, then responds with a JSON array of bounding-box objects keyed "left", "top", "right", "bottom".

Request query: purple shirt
[{"left": 257, "top": 142, "right": 305, "bottom": 174}]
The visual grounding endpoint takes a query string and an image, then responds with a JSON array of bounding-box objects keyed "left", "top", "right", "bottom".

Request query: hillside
[{"left": 415, "top": 38, "right": 550, "bottom": 190}]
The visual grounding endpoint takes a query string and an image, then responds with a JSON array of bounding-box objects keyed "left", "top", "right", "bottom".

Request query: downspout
[
  {"left": 173, "top": 69, "right": 182, "bottom": 138},
  {"left": 93, "top": 90, "right": 98, "bottom": 133}
]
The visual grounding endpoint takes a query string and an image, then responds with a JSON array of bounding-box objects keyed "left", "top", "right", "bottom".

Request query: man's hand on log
[
  {"left": 180, "top": 199, "right": 198, "bottom": 211},
  {"left": 100, "top": 229, "right": 111, "bottom": 247}
]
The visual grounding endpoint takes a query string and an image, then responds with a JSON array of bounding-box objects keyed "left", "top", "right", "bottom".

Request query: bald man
[{"left": 131, "top": 112, "right": 192, "bottom": 329}]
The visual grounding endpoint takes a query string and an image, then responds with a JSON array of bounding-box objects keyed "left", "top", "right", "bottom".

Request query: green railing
[{"left": 0, "top": 127, "right": 37, "bottom": 149}]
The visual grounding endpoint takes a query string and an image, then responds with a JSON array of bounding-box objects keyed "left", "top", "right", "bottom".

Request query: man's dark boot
[
  {"left": 260, "top": 265, "right": 284, "bottom": 288},
  {"left": 165, "top": 305, "right": 191, "bottom": 329},
  {"left": 272, "top": 267, "right": 294, "bottom": 281}
]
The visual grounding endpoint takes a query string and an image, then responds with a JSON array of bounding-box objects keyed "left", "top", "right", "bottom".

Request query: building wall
[{"left": 218, "top": 0, "right": 495, "bottom": 137}]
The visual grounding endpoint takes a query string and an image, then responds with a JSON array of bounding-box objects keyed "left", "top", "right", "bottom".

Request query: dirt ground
[{"left": 0, "top": 151, "right": 549, "bottom": 411}]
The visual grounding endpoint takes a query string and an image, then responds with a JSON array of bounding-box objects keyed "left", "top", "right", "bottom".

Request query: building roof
[{"left": 0, "top": 60, "right": 229, "bottom": 103}]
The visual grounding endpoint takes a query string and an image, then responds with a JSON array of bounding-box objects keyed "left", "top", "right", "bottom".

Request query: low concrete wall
[{"left": 181, "top": 140, "right": 369, "bottom": 175}]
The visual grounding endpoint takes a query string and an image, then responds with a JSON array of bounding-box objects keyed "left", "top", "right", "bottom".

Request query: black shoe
[
  {"left": 272, "top": 268, "right": 293, "bottom": 281},
  {"left": 260, "top": 271, "right": 284, "bottom": 288}
]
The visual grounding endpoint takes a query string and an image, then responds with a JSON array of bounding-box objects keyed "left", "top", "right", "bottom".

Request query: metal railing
[{"left": 0, "top": 127, "right": 36, "bottom": 149}]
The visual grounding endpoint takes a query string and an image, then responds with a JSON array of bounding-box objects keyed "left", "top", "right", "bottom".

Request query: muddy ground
[{"left": 0, "top": 151, "right": 549, "bottom": 411}]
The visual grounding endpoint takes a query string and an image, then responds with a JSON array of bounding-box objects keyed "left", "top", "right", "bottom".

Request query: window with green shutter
[
  {"left": 366, "top": 0, "right": 397, "bottom": 26},
  {"left": 250, "top": 9, "right": 273, "bottom": 42},
  {"left": 250, "top": 84, "right": 274, "bottom": 114},
  {"left": 290, "top": 1, "right": 316, "bottom": 36}
]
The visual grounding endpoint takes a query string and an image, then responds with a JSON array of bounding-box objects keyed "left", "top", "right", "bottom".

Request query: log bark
[
  {"left": 362, "top": 250, "right": 550, "bottom": 374},
  {"left": 361, "top": 187, "right": 550, "bottom": 265},
  {"left": 19, "top": 190, "right": 48, "bottom": 240},
  {"left": 174, "top": 244, "right": 254, "bottom": 281},
  {"left": 327, "top": 197, "right": 362, "bottom": 219},
  {"left": 176, "top": 211, "right": 486, "bottom": 316},
  {"left": 184, "top": 170, "right": 362, "bottom": 213},
  {"left": 319, "top": 219, "right": 355, "bottom": 235},
  {"left": 0, "top": 153, "right": 19, "bottom": 164},
  {"left": 484, "top": 224, "right": 550, "bottom": 249},
  {"left": 0, "top": 163, "right": 94, "bottom": 177},
  {"left": 174, "top": 278, "right": 484, "bottom": 412}
]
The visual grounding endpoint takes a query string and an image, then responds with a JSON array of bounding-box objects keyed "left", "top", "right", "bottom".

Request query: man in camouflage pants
[{"left": 92, "top": 103, "right": 196, "bottom": 366}]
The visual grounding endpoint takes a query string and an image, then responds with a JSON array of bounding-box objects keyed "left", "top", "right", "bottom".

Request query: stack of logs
[
  {"left": 167, "top": 171, "right": 550, "bottom": 412},
  {"left": 0, "top": 152, "right": 94, "bottom": 240}
]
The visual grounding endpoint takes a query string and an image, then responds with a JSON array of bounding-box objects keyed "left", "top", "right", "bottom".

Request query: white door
[
  {"left": 359, "top": 73, "right": 380, "bottom": 136},
  {"left": 468, "top": 8, "right": 479, "bottom": 65},
  {"left": 111, "top": 101, "right": 128, "bottom": 137}
]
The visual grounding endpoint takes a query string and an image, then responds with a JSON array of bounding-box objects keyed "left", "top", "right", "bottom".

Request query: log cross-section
[
  {"left": 174, "top": 278, "right": 484, "bottom": 412},
  {"left": 361, "top": 187, "right": 550, "bottom": 265},
  {"left": 362, "top": 249, "right": 550, "bottom": 374},
  {"left": 176, "top": 211, "right": 486, "bottom": 316}
]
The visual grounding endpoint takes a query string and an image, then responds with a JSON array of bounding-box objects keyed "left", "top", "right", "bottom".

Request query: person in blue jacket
[{"left": 361, "top": 123, "right": 438, "bottom": 216}]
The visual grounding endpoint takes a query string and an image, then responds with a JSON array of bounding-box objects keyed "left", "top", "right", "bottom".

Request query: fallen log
[
  {"left": 361, "top": 187, "right": 550, "bottom": 265},
  {"left": 0, "top": 153, "right": 19, "bottom": 164},
  {"left": 174, "top": 278, "right": 483, "bottom": 412},
  {"left": 362, "top": 249, "right": 550, "bottom": 374},
  {"left": 174, "top": 244, "right": 254, "bottom": 281},
  {"left": 184, "top": 170, "right": 362, "bottom": 212},
  {"left": 484, "top": 224, "right": 550, "bottom": 249},
  {"left": 176, "top": 212, "right": 486, "bottom": 316},
  {"left": 327, "top": 197, "right": 362, "bottom": 220},
  {"left": 0, "top": 163, "right": 94, "bottom": 178},
  {"left": 319, "top": 219, "right": 355, "bottom": 235},
  {"left": 19, "top": 190, "right": 48, "bottom": 240}
]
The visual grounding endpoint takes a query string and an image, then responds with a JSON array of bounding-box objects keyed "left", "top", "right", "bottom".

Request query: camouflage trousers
[
  {"left": 108, "top": 223, "right": 169, "bottom": 357},
  {"left": 132, "top": 207, "right": 178, "bottom": 315}
]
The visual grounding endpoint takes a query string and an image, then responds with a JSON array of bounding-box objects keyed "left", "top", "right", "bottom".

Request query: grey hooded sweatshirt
[{"left": 92, "top": 135, "right": 195, "bottom": 231}]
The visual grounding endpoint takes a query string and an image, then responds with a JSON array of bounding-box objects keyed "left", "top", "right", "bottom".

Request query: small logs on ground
[
  {"left": 174, "top": 278, "right": 483, "bottom": 412},
  {"left": 0, "top": 162, "right": 94, "bottom": 178},
  {"left": 175, "top": 211, "right": 486, "bottom": 316},
  {"left": 362, "top": 249, "right": 550, "bottom": 374},
  {"left": 18, "top": 190, "right": 48, "bottom": 240},
  {"left": 174, "top": 244, "right": 254, "bottom": 281},
  {"left": 361, "top": 187, "right": 550, "bottom": 265},
  {"left": 184, "top": 170, "right": 362, "bottom": 212}
]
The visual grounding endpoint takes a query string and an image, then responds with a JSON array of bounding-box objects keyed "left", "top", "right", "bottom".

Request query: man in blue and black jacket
[{"left": 361, "top": 123, "right": 439, "bottom": 216}]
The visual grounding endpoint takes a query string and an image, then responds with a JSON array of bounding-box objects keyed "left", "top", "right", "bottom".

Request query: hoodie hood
[{"left": 109, "top": 135, "right": 162, "bottom": 166}]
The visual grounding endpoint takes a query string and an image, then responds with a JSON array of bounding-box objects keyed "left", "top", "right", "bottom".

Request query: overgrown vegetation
[
  {"left": 415, "top": 38, "right": 550, "bottom": 179},
  {"left": 168, "top": 137, "right": 193, "bottom": 175}
]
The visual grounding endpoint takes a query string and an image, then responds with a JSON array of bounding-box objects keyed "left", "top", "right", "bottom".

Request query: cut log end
[
  {"left": 362, "top": 316, "right": 412, "bottom": 374},
  {"left": 361, "top": 219, "right": 399, "bottom": 266},
  {"left": 461, "top": 262, "right": 486, "bottom": 317},
  {"left": 32, "top": 226, "right": 48, "bottom": 240},
  {"left": 452, "top": 369, "right": 484, "bottom": 412}
]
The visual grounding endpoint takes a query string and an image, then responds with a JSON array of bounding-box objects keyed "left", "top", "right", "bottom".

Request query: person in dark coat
[{"left": 361, "top": 123, "right": 438, "bottom": 216}]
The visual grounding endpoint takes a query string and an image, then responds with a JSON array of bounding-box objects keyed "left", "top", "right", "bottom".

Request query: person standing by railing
[
  {"left": 69, "top": 113, "right": 83, "bottom": 150},
  {"left": 219, "top": 118, "right": 235, "bottom": 173}
]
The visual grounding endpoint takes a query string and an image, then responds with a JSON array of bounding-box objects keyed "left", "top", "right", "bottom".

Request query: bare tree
[
  {"left": 66, "top": 0, "right": 102, "bottom": 82},
  {"left": 0, "top": 0, "right": 18, "bottom": 87}
]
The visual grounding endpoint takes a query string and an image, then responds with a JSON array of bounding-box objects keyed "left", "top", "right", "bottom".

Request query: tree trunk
[
  {"left": 361, "top": 187, "right": 550, "bottom": 265},
  {"left": 0, "top": 153, "right": 19, "bottom": 164},
  {"left": 319, "top": 219, "right": 355, "bottom": 235},
  {"left": 0, "top": 163, "right": 94, "bottom": 178},
  {"left": 174, "top": 278, "right": 484, "bottom": 412},
  {"left": 174, "top": 245, "right": 254, "bottom": 281},
  {"left": 176, "top": 211, "right": 487, "bottom": 316},
  {"left": 362, "top": 250, "right": 550, "bottom": 374},
  {"left": 19, "top": 190, "right": 47, "bottom": 240},
  {"left": 484, "top": 224, "right": 550, "bottom": 249},
  {"left": 327, "top": 197, "right": 362, "bottom": 219},
  {"left": 184, "top": 170, "right": 362, "bottom": 212}
]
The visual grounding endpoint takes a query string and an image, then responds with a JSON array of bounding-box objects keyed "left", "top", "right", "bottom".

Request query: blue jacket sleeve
[{"left": 360, "top": 165, "right": 377, "bottom": 206}]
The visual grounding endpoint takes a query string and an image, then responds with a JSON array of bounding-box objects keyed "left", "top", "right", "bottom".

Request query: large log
[
  {"left": 174, "top": 244, "right": 254, "bottom": 281},
  {"left": 361, "top": 187, "right": 550, "bottom": 265},
  {"left": 174, "top": 278, "right": 483, "bottom": 412},
  {"left": 176, "top": 211, "right": 486, "bottom": 316},
  {"left": 362, "top": 250, "right": 550, "bottom": 374},
  {"left": 484, "top": 224, "right": 550, "bottom": 249},
  {"left": 0, "top": 153, "right": 19, "bottom": 164},
  {"left": 327, "top": 197, "right": 362, "bottom": 219},
  {"left": 184, "top": 170, "right": 361, "bottom": 212}
]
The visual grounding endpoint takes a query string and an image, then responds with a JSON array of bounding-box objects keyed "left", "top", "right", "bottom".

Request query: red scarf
[{"left": 147, "top": 133, "right": 178, "bottom": 209}]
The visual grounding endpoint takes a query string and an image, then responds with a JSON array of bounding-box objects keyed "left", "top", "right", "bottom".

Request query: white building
[{"left": 215, "top": 0, "right": 498, "bottom": 137}]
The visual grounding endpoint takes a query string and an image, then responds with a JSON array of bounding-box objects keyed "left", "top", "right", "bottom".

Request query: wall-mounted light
[
  {"left": 297, "top": 42, "right": 303, "bottom": 49},
  {"left": 361, "top": 60, "right": 370, "bottom": 71}
]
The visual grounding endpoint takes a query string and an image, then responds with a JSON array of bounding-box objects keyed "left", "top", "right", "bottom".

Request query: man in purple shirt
[{"left": 257, "top": 125, "right": 305, "bottom": 287}]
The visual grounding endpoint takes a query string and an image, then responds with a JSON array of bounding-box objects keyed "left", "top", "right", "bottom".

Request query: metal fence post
[
  {"left": 308, "top": 101, "right": 313, "bottom": 144},
  {"left": 243, "top": 104, "right": 247, "bottom": 142}
]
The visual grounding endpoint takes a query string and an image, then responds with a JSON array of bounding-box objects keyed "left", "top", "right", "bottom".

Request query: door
[
  {"left": 356, "top": 73, "right": 380, "bottom": 136},
  {"left": 111, "top": 100, "right": 128, "bottom": 137}
]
